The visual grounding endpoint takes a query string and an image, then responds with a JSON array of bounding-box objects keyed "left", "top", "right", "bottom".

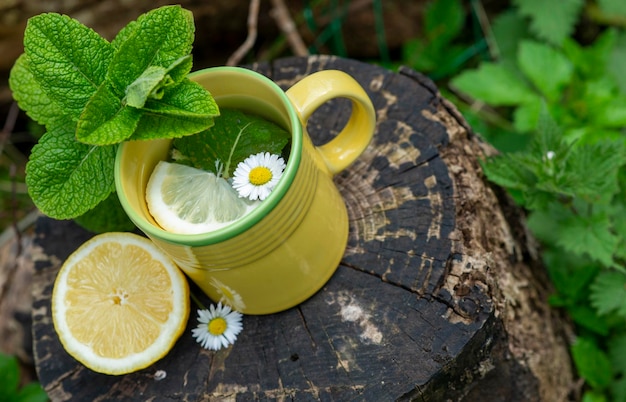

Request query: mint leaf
[
  {"left": 76, "top": 83, "right": 142, "bottom": 145},
  {"left": 172, "top": 108, "right": 290, "bottom": 177},
  {"left": 130, "top": 79, "right": 219, "bottom": 141},
  {"left": 517, "top": 41, "right": 573, "bottom": 102},
  {"left": 450, "top": 62, "right": 536, "bottom": 105},
  {"left": 74, "top": 192, "right": 136, "bottom": 233},
  {"left": 125, "top": 55, "right": 192, "bottom": 108},
  {"left": 514, "top": 0, "right": 584, "bottom": 46},
  {"left": 571, "top": 337, "right": 613, "bottom": 389},
  {"left": 23, "top": 13, "right": 112, "bottom": 118},
  {"left": 25, "top": 120, "right": 116, "bottom": 219},
  {"left": 590, "top": 271, "right": 626, "bottom": 316},
  {"left": 9, "top": 54, "right": 67, "bottom": 128},
  {"left": 106, "top": 5, "right": 194, "bottom": 96}
]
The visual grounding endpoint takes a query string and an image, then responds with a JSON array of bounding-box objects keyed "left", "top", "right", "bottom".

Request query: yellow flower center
[
  {"left": 248, "top": 166, "right": 272, "bottom": 186},
  {"left": 208, "top": 317, "right": 227, "bottom": 335}
]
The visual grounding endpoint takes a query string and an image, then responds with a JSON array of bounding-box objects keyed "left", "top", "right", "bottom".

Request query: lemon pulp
[
  {"left": 51, "top": 232, "right": 189, "bottom": 375},
  {"left": 146, "top": 161, "right": 260, "bottom": 235}
]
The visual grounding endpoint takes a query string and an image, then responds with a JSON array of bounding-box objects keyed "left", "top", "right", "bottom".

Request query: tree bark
[{"left": 30, "top": 55, "right": 574, "bottom": 401}]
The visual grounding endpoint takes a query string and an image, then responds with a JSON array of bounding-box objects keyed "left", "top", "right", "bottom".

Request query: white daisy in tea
[
  {"left": 192, "top": 303, "right": 243, "bottom": 350},
  {"left": 232, "top": 152, "right": 286, "bottom": 201}
]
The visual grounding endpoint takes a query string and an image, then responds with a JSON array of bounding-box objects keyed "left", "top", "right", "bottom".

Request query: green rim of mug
[{"left": 114, "top": 66, "right": 302, "bottom": 246}]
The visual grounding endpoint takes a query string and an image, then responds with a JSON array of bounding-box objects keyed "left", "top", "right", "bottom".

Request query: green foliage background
[{"left": 407, "top": 0, "right": 626, "bottom": 400}]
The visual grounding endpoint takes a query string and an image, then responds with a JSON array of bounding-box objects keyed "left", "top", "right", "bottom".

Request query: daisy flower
[
  {"left": 191, "top": 303, "right": 243, "bottom": 350},
  {"left": 232, "top": 152, "right": 286, "bottom": 201}
]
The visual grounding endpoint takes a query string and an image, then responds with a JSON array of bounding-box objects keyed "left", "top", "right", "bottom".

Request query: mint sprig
[
  {"left": 172, "top": 108, "right": 290, "bottom": 178},
  {"left": 9, "top": 5, "right": 219, "bottom": 221}
]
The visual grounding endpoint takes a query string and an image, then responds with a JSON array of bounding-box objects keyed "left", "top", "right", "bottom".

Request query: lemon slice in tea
[
  {"left": 51, "top": 232, "right": 189, "bottom": 375},
  {"left": 146, "top": 161, "right": 258, "bottom": 235}
]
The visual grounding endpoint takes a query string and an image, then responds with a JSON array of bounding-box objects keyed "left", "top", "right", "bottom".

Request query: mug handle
[{"left": 285, "top": 70, "right": 376, "bottom": 175}]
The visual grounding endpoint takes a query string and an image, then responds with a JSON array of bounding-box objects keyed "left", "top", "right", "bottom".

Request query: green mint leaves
[
  {"left": 9, "top": 5, "right": 218, "bottom": 221},
  {"left": 172, "top": 108, "right": 290, "bottom": 178}
]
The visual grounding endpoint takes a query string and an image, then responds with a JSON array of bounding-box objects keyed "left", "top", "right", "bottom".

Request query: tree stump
[{"left": 31, "top": 55, "right": 574, "bottom": 401}]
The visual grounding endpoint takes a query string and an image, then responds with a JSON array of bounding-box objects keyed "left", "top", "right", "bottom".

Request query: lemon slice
[
  {"left": 51, "top": 232, "right": 190, "bottom": 375},
  {"left": 146, "top": 161, "right": 259, "bottom": 234}
]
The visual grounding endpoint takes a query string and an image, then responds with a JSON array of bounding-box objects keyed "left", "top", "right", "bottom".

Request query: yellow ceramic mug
[{"left": 115, "top": 66, "right": 375, "bottom": 314}]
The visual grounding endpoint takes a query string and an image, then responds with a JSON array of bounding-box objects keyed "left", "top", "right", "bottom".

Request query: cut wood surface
[{"left": 31, "top": 55, "right": 574, "bottom": 401}]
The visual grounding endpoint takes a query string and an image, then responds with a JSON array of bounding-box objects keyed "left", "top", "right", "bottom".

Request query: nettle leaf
[
  {"left": 513, "top": 0, "right": 584, "bottom": 46},
  {"left": 125, "top": 55, "right": 192, "bottom": 108},
  {"left": 107, "top": 5, "right": 194, "bottom": 96},
  {"left": 491, "top": 10, "right": 531, "bottom": 63},
  {"left": 598, "top": 0, "right": 626, "bottom": 17},
  {"left": 591, "top": 96, "right": 626, "bottom": 128},
  {"left": 564, "top": 29, "right": 617, "bottom": 80},
  {"left": 609, "top": 334, "right": 626, "bottom": 402},
  {"left": 130, "top": 79, "right": 219, "bottom": 141},
  {"left": 424, "top": 0, "right": 464, "bottom": 44},
  {"left": 513, "top": 97, "right": 542, "bottom": 132},
  {"left": 450, "top": 62, "right": 535, "bottom": 106},
  {"left": 25, "top": 119, "right": 116, "bottom": 219},
  {"left": 76, "top": 83, "right": 142, "bottom": 145},
  {"left": 590, "top": 271, "right": 626, "bottom": 317},
  {"left": 0, "top": 353, "right": 19, "bottom": 397},
  {"left": 609, "top": 31, "right": 626, "bottom": 95},
  {"left": 566, "top": 141, "right": 625, "bottom": 198},
  {"left": 172, "top": 108, "right": 290, "bottom": 177},
  {"left": 8, "top": 54, "right": 67, "bottom": 128},
  {"left": 556, "top": 211, "right": 618, "bottom": 268},
  {"left": 23, "top": 12, "right": 112, "bottom": 118},
  {"left": 571, "top": 337, "right": 613, "bottom": 390},
  {"left": 569, "top": 304, "right": 610, "bottom": 336},
  {"left": 517, "top": 41, "right": 573, "bottom": 102},
  {"left": 481, "top": 154, "right": 535, "bottom": 191},
  {"left": 609, "top": 334, "right": 626, "bottom": 375}
]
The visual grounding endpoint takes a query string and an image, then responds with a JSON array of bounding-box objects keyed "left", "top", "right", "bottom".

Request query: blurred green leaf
[
  {"left": 0, "top": 353, "right": 19, "bottom": 398},
  {"left": 582, "top": 390, "right": 609, "bottom": 402},
  {"left": 74, "top": 192, "right": 136, "bottom": 233},
  {"left": 590, "top": 271, "right": 626, "bottom": 316},
  {"left": 608, "top": 31, "right": 626, "bottom": 95},
  {"left": 513, "top": 0, "right": 584, "bottom": 46},
  {"left": 556, "top": 211, "right": 618, "bottom": 268},
  {"left": 450, "top": 62, "right": 535, "bottom": 105},
  {"left": 424, "top": 0, "right": 464, "bottom": 43},
  {"left": 571, "top": 337, "right": 613, "bottom": 389},
  {"left": 598, "top": 0, "right": 626, "bottom": 17},
  {"left": 512, "top": 97, "right": 542, "bottom": 132},
  {"left": 517, "top": 41, "right": 573, "bottom": 102},
  {"left": 491, "top": 10, "right": 530, "bottom": 62},
  {"left": 564, "top": 29, "right": 617, "bottom": 80},
  {"left": 569, "top": 304, "right": 610, "bottom": 336}
]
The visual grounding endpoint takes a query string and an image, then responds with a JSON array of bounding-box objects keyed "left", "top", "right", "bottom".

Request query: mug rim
[{"left": 114, "top": 66, "right": 303, "bottom": 246}]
